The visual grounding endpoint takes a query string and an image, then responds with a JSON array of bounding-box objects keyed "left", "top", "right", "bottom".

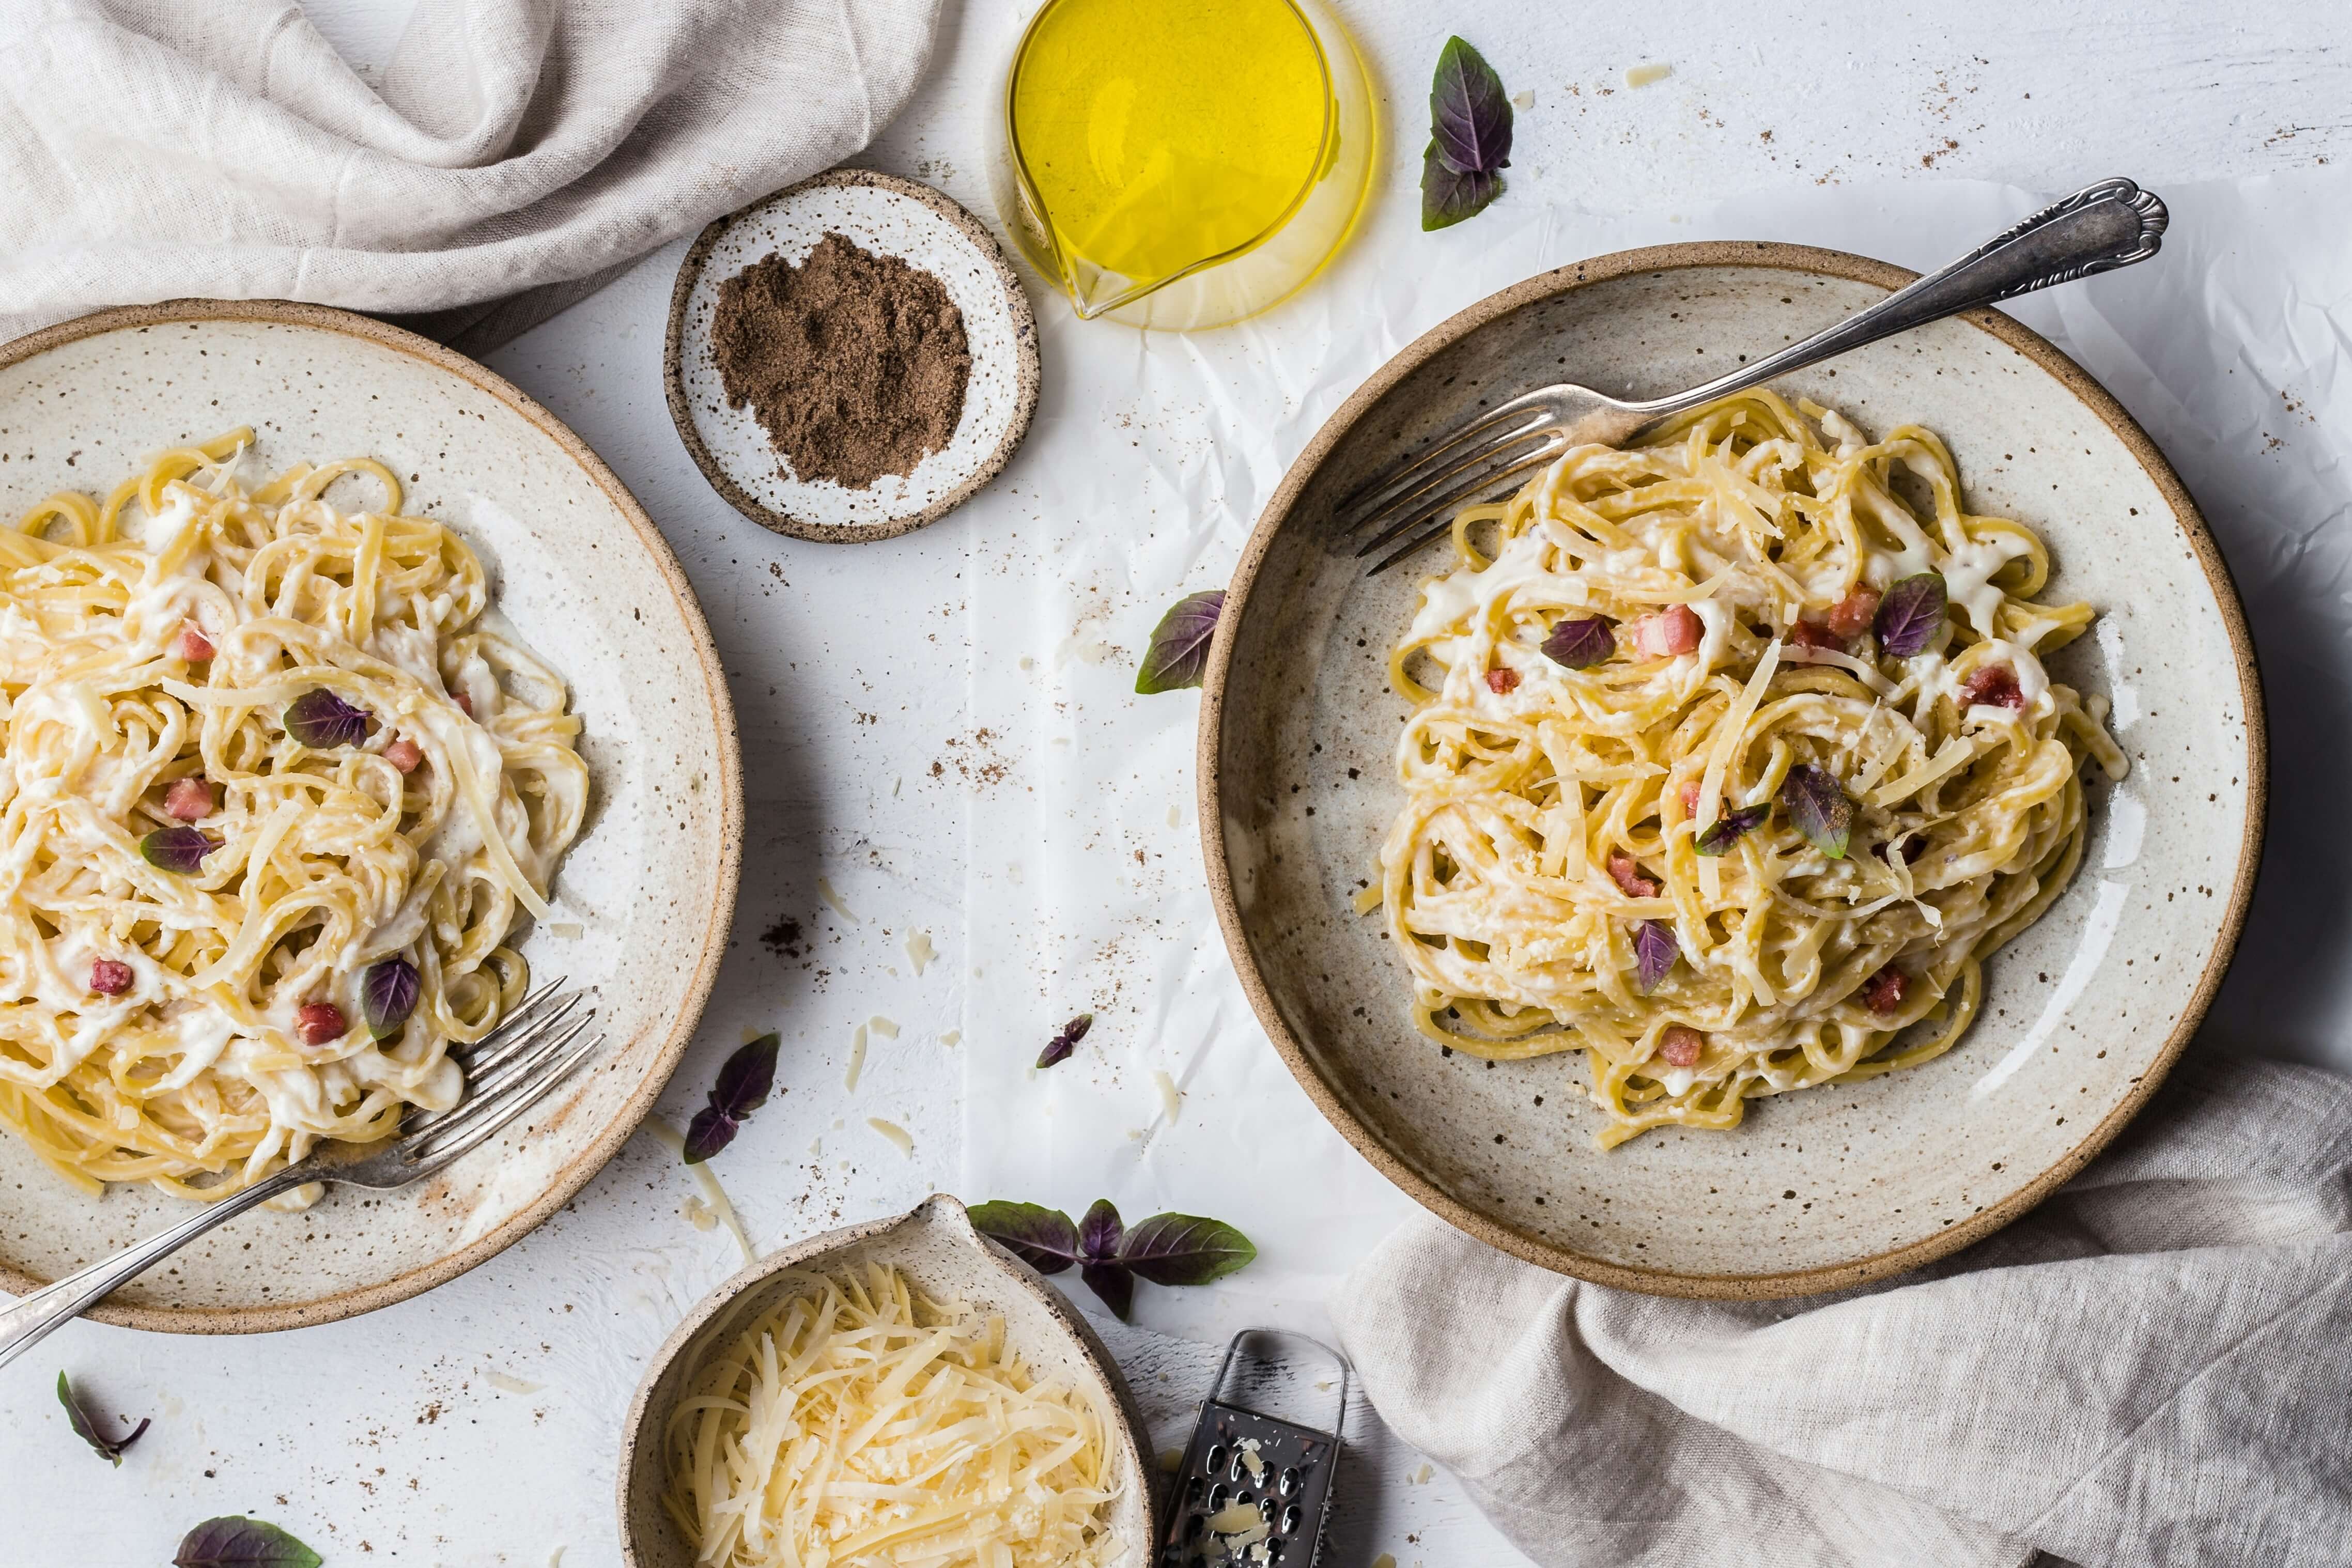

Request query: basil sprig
[
  {"left": 968, "top": 1198, "right": 1256, "bottom": 1322},
  {"left": 1422, "top": 37, "right": 1513, "bottom": 230}
]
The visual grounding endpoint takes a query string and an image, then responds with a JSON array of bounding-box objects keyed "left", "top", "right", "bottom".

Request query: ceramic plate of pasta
[
  {"left": 1203, "top": 245, "right": 2262, "bottom": 1298},
  {"left": 0, "top": 302, "right": 741, "bottom": 1331}
]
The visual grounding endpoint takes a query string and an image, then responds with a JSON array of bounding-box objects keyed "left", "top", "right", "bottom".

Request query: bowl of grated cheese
[{"left": 618, "top": 1192, "right": 1157, "bottom": 1568}]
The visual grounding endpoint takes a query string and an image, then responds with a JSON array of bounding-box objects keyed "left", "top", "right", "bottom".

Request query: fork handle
[
  {"left": 1626, "top": 177, "right": 2168, "bottom": 422},
  {"left": 0, "top": 1166, "right": 310, "bottom": 1370}
]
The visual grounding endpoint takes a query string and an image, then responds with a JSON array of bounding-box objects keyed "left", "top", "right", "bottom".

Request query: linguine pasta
[
  {"left": 1376, "top": 392, "right": 2126, "bottom": 1147},
  {"left": 0, "top": 432, "right": 587, "bottom": 1198}
]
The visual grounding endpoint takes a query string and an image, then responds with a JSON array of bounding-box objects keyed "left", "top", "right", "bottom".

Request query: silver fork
[
  {"left": 0, "top": 984, "right": 600, "bottom": 1369},
  {"left": 1343, "top": 176, "right": 2169, "bottom": 575}
]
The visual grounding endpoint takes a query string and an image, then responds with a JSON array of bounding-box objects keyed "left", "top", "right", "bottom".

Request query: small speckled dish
[
  {"left": 1202, "top": 242, "right": 2265, "bottom": 1299},
  {"left": 617, "top": 1193, "right": 1158, "bottom": 1565},
  {"left": 666, "top": 168, "right": 1041, "bottom": 542},
  {"left": 0, "top": 300, "right": 743, "bottom": 1332}
]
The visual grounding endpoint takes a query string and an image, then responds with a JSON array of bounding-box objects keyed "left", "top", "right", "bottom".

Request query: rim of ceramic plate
[
  {"left": 1196, "top": 240, "right": 2268, "bottom": 1300},
  {"left": 0, "top": 298, "right": 746, "bottom": 1332},
  {"left": 663, "top": 167, "right": 1043, "bottom": 544}
]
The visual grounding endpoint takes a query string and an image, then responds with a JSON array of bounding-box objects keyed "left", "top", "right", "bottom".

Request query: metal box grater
[{"left": 1162, "top": 1329, "right": 1349, "bottom": 1566}]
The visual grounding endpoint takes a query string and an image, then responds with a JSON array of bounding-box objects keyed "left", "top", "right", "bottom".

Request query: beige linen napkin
[
  {"left": 0, "top": 0, "right": 943, "bottom": 353},
  {"left": 1330, "top": 1058, "right": 2352, "bottom": 1568}
]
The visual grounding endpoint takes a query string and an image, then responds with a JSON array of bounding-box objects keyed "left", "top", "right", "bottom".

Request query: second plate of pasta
[
  {"left": 0, "top": 302, "right": 741, "bottom": 1331},
  {"left": 1203, "top": 245, "right": 2261, "bottom": 1298}
]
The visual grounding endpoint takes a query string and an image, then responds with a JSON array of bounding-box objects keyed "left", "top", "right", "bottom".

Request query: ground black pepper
[{"left": 710, "top": 231, "right": 971, "bottom": 490}]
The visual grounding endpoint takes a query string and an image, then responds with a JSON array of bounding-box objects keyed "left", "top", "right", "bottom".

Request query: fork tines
[
  {"left": 396, "top": 986, "right": 601, "bottom": 1169},
  {"left": 1338, "top": 389, "right": 1567, "bottom": 575}
]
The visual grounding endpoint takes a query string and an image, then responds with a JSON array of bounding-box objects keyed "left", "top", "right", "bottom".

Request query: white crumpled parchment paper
[{"left": 961, "top": 171, "right": 2352, "bottom": 1337}]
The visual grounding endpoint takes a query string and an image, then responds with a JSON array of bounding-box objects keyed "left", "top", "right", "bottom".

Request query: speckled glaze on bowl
[
  {"left": 1201, "top": 242, "right": 2265, "bottom": 1299},
  {"left": 665, "top": 168, "right": 1041, "bottom": 542},
  {"left": 0, "top": 300, "right": 743, "bottom": 1332},
  {"left": 618, "top": 1193, "right": 1158, "bottom": 1566}
]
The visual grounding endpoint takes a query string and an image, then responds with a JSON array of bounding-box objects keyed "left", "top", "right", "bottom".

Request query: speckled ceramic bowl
[
  {"left": 1202, "top": 243, "right": 2264, "bottom": 1299},
  {"left": 665, "top": 168, "right": 1041, "bottom": 542},
  {"left": 0, "top": 300, "right": 743, "bottom": 1332},
  {"left": 617, "top": 1193, "right": 1158, "bottom": 1565}
]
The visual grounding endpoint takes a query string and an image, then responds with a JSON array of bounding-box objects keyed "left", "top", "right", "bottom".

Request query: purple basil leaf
[
  {"left": 1078, "top": 1197, "right": 1124, "bottom": 1261},
  {"left": 1080, "top": 1260, "right": 1135, "bottom": 1322},
  {"left": 1778, "top": 764, "right": 1853, "bottom": 860},
  {"left": 1135, "top": 590, "right": 1224, "bottom": 694},
  {"left": 361, "top": 956, "right": 420, "bottom": 1040},
  {"left": 1036, "top": 1012, "right": 1093, "bottom": 1070},
  {"left": 1429, "top": 36, "right": 1513, "bottom": 177},
  {"left": 1539, "top": 615, "right": 1614, "bottom": 669},
  {"left": 1874, "top": 572, "right": 1948, "bottom": 658},
  {"left": 684, "top": 1033, "right": 780, "bottom": 1163},
  {"left": 1694, "top": 802, "right": 1771, "bottom": 857},
  {"left": 1116, "top": 1213, "right": 1258, "bottom": 1287},
  {"left": 1421, "top": 144, "right": 1505, "bottom": 230},
  {"left": 174, "top": 1518, "right": 323, "bottom": 1568},
  {"left": 1633, "top": 919, "right": 1679, "bottom": 995},
  {"left": 711, "top": 1033, "right": 779, "bottom": 1116},
  {"left": 140, "top": 826, "right": 219, "bottom": 875},
  {"left": 283, "top": 687, "right": 371, "bottom": 749},
  {"left": 967, "top": 1200, "right": 1083, "bottom": 1274},
  {"left": 57, "top": 1371, "right": 149, "bottom": 1466},
  {"left": 681, "top": 1104, "right": 739, "bottom": 1165}
]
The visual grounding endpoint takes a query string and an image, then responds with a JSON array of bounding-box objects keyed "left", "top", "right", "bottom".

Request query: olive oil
[{"left": 1000, "top": 0, "right": 1374, "bottom": 327}]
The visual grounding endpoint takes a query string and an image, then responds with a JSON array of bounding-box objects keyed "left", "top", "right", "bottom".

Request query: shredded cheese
[
  {"left": 905, "top": 930, "right": 934, "bottom": 974},
  {"left": 644, "top": 1118, "right": 755, "bottom": 1264},
  {"left": 1207, "top": 1502, "right": 1264, "bottom": 1535},
  {"left": 844, "top": 1024, "right": 869, "bottom": 1091},
  {"left": 1152, "top": 1070, "right": 1182, "bottom": 1121},
  {"left": 866, "top": 1116, "right": 914, "bottom": 1156},
  {"left": 662, "top": 1264, "right": 1123, "bottom": 1568}
]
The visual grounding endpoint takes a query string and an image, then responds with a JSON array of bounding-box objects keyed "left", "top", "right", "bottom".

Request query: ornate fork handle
[
  {"left": 1625, "top": 177, "right": 2169, "bottom": 423},
  {"left": 0, "top": 1165, "right": 312, "bottom": 1370}
]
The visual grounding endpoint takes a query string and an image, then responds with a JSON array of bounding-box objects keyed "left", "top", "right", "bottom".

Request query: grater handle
[{"left": 1210, "top": 1328, "right": 1350, "bottom": 1441}]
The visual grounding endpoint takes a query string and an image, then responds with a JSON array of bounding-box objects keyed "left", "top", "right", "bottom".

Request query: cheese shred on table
[{"left": 662, "top": 1263, "right": 1123, "bottom": 1568}]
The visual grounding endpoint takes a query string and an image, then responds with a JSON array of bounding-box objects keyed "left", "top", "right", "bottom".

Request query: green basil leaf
[
  {"left": 1778, "top": 763, "right": 1853, "bottom": 860},
  {"left": 968, "top": 1201, "right": 1083, "bottom": 1274},
  {"left": 1429, "top": 36, "right": 1513, "bottom": 177},
  {"left": 174, "top": 1517, "right": 322, "bottom": 1568},
  {"left": 1079, "top": 1260, "right": 1135, "bottom": 1322},
  {"left": 1116, "top": 1213, "right": 1258, "bottom": 1286},
  {"left": 683, "top": 1033, "right": 780, "bottom": 1163},
  {"left": 1036, "top": 1012, "right": 1092, "bottom": 1069},
  {"left": 1077, "top": 1197, "right": 1124, "bottom": 1261},
  {"left": 1421, "top": 141, "right": 1504, "bottom": 231},
  {"left": 57, "top": 1371, "right": 149, "bottom": 1466},
  {"left": 1135, "top": 591, "right": 1225, "bottom": 694},
  {"left": 1874, "top": 572, "right": 1949, "bottom": 657},
  {"left": 1694, "top": 803, "right": 1770, "bottom": 857},
  {"left": 1633, "top": 919, "right": 1678, "bottom": 995}
]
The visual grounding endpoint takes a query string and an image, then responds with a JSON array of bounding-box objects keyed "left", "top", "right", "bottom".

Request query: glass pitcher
[{"left": 990, "top": 0, "right": 1376, "bottom": 331}]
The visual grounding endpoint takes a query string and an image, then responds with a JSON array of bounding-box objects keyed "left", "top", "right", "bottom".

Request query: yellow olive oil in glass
[{"left": 997, "top": 0, "right": 1375, "bottom": 329}]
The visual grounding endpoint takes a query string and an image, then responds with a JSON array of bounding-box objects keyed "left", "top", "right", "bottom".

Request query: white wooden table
[{"left": 7, "top": 2, "right": 2347, "bottom": 1561}]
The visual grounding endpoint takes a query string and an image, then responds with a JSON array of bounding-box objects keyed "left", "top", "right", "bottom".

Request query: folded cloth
[
  {"left": 1330, "top": 1057, "right": 2352, "bottom": 1568},
  {"left": 0, "top": 0, "right": 943, "bottom": 354}
]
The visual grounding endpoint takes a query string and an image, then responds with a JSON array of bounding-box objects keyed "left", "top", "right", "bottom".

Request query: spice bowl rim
[{"left": 662, "top": 167, "right": 1042, "bottom": 544}]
